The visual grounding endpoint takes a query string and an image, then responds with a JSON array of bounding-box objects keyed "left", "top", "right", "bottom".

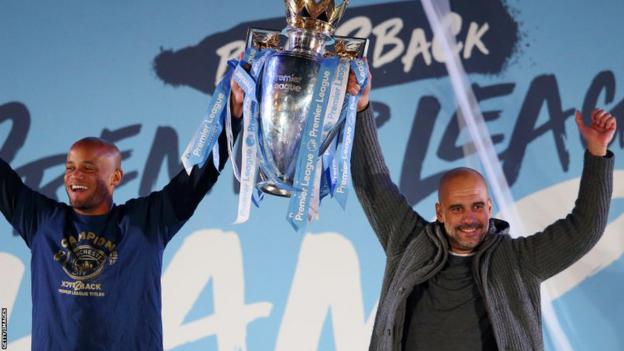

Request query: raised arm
[
  {"left": 160, "top": 74, "right": 244, "bottom": 225},
  {"left": 130, "top": 106, "right": 242, "bottom": 245},
  {"left": 0, "top": 157, "right": 58, "bottom": 246},
  {"left": 349, "top": 72, "right": 428, "bottom": 256},
  {"left": 512, "top": 109, "right": 616, "bottom": 280},
  {"left": 164, "top": 120, "right": 241, "bottom": 221}
]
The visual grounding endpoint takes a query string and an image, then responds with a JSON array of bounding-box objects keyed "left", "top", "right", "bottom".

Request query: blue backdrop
[{"left": 1, "top": 0, "right": 623, "bottom": 350}]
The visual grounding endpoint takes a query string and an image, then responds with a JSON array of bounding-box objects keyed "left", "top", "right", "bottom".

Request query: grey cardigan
[{"left": 351, "top": 105, "right": 614, "bottom": 351}]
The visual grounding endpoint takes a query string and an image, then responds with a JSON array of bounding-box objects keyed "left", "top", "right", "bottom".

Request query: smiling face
[
  {"left": 64, "top": 138, "right": 123, "bottom": 216},
  {"left": 435, "top": 168, "right": 492, "bottom": 254}
]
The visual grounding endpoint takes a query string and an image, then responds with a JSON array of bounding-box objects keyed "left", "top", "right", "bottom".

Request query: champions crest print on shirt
[{"left": 53, "top": 231, "right": 118, "bottom": 297}]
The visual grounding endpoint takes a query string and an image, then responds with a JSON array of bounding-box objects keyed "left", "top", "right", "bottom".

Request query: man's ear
[
  {"left": 111, "top": 169, "right": 123, "bottom": 187},
  {"left": 435, "top": 202, "right": 443, "bottom": 222},
  {"left": 487, "top": 198, "right": 493, "bottom": 216}
]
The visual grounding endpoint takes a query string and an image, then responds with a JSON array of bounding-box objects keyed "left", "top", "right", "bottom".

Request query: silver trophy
[{"left": 246, "top": 0, "right": 368, "bottom": 197}]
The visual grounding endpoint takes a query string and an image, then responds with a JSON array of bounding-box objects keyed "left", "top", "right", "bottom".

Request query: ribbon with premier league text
[
  {"left": 309, "top": 59, "right": 350, "bottom": 219},
  {"left": 232, "top": 49, "right": 271, "bottom": 223},
  {"left": 286, "top": 57, "right": 339, "bottom": 232},
  {"left": 181, "top": 60, "right": 237, "bottom": 174},
  {"left": 313, "top": 58, "right": 368, "bottom": 212},
  {"left": 332, "top": 58, "right": 369, "bottom": 209}
]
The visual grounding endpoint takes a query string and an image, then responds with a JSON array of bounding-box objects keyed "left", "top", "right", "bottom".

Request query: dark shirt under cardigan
[
  {"left": 0, "top": 121, "right": 240, "bottom": 351},
  {"left": 351, "top": 105, "right": 613, "bottom": 351},
  {"left": 402, "top": 253, "right": 497, "bottom": 350}
]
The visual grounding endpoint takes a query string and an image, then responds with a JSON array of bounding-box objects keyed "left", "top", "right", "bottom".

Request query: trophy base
[{"left": 259, "top": 183, "right": 292, "bottom": 197}]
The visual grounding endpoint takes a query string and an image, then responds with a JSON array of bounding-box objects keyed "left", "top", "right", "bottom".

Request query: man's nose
[
  {"left": 71, "top": 169, "right": 85, "bottom": 179},
  {"left": 462, "top": 211, "right": 478, "bottom": 223}
]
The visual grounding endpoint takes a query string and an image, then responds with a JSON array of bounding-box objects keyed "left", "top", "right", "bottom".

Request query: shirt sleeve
[
  {"left": 351, "top": 104, "right": 428, "bottom": 256},
  {"left": 0, "top": 157, "right": 58, "bottom": 247},
  {"left": 511, "top": 150, "right": 614, "bottom": 281},
  {"left": 129, "top": 118, "right": 242, "bottom": 245}
]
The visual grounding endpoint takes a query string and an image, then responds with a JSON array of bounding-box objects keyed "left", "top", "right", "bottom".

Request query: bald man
[
  {"left": 348, "top": 74, "right": 616, "bottom": 351},
  {"left": 0, "top": 121, "right": 240, "bottom": 349}
]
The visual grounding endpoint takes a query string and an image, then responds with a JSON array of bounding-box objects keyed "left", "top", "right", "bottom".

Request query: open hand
[{"left": 575, "top": 109, "right": 617, "bottom": 156}]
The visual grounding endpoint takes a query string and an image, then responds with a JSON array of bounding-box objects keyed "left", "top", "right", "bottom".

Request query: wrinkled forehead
[{"left": 438, "top": 172, "right": 489, "bottom": 203}]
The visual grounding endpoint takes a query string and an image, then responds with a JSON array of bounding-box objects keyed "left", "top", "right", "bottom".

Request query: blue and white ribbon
[
  {"left": 181, "top": 60, "right": 237, "bottom": 174},
  {"left": 320, "top": 137, "right": 339, "bottom": 199},
  {"left": 233, "top": 49, "right": 270, "bottom": 223},
  {"left": 309, "top": 60, "right": 350, "bottom": 218},
  {"left": 286, "top": 57, "right": 340, "bottom": 232},
  {"left": 307, "top": 158, "right": 324, "bottom": 221},
  {"left": 333, "top": 58, "right": 369, "bottom": 209},
  {"left": 225, "top": 48, "right": 261, "bottom": 183}
]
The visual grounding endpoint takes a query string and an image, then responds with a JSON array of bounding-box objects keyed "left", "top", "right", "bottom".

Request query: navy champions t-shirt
[{"left": 29, "top": 198, "right": 175, "bottom": 350}]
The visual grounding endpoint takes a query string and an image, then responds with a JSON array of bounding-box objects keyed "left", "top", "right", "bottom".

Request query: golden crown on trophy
[{"left": 285, "top": 0, "right": 349, "bottom": 35}]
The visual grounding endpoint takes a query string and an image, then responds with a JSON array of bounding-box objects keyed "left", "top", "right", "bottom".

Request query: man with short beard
[
  {"left": 0, "top": 105, "right": 242, "bottom": 350},
  {"left": 347, "top": 72, "right": 616, "bottom": 351}
]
